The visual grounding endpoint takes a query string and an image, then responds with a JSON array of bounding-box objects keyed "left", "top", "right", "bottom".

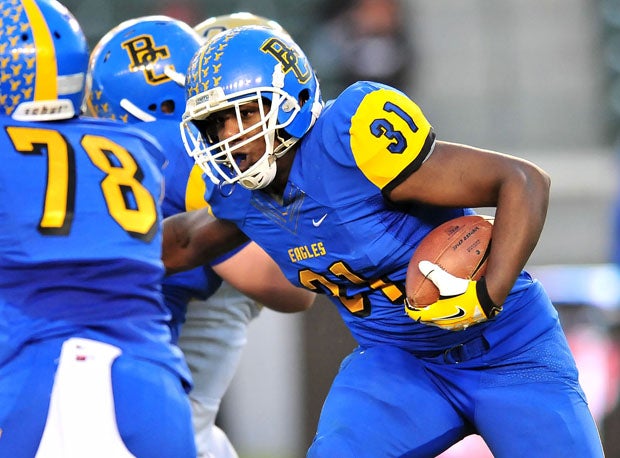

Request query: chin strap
[
  {"left": 163, "top": 65, "right": 185, "bottom": 86},
  {"left": 310, "top": 85, "right": 324, "bottom": 126},
  {"left": 274, "top": 134, "right": 298, "bottom": 158},
  {"left": 238, "top": 153, "right": 277, "bottom": 190}
]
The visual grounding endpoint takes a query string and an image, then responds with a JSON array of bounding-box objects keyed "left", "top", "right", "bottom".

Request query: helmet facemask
[{"left": 181, "top": 65, "right": 302, "bottom": 190}]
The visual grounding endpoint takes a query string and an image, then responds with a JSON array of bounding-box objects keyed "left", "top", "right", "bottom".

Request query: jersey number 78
[{"left": 6, "top": 126, "right": 158, "bottom": 241}]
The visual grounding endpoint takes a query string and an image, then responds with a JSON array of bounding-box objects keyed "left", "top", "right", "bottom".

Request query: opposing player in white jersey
[
  {"left": 164, "top": 26, "right": 603, "bottom": 457},
  {"left": 0, "top": 1, "right": 196, "bottom": 456},
  {"left": 84, "top": 14, "right": 313, "bottom": 458},
  {"left": 194, "top": 11, "right": 287, "bottom": 43}
]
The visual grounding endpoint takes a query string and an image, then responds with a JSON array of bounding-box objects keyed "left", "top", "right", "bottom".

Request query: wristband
[{"left": 476, "top": 277, "right": 502, "bottom": 317}]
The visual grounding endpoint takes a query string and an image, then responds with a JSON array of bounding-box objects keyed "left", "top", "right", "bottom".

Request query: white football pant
[
  {"left": 178, "top": 281, "right": 261, "bottom": 458},
  {"left": 35, "top": 338, "right": 135, "bottom": 458}
]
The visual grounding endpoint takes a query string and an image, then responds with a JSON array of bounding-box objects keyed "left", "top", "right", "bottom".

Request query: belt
[{"left": 417, "top": 335, "right": 490, "bottom": 364}]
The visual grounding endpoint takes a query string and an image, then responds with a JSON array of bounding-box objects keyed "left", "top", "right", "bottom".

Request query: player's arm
[
  {"left": 162, "top": 209, "right": 249, "bottom": 275},
  {"left": 389, "top": 140, "right": 551, "bottom": 308},
  {"left": 213, "top": 242, "right": 316, "bottom": 313}
]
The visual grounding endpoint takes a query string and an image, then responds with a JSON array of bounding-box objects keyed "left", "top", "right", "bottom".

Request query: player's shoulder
[
  {"left": 0, "top": 114, "right": 13, "bottom": 127},
  {"left": 79, "top": 116, "right": 168, "bottom": 167},
  {"left": 127, "top": 119, "right": 184, "bottom": 164},
  {"left": 306, "top": 81, "right": 435, "bottom": 192},
  {"left": 1, "top": 115, "right": 164, "bottom": 156},
  {"left": 338, "top": 80, "right": 404, "bottom": 101},
  {"left": 316, "top": 81, "right": 421, "bottom": 141},
  {"left": 324, "top": 81, "right": 411, "bottom": 119},
  {"left": 134, "top": 118, "right": 180, "bottom": 139},
  {"left": 78, "top": 116, "right": 159, "bottom": 141},
  {"left": 307, "top": 82, "right": 388, "bottom": 158},
  {"left": 1, "top": 114, "right": 152, "bottom": 143}
]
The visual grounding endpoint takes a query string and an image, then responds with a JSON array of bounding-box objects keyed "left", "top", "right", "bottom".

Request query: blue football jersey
[
  {"left": 204, "top": 81, "right": 543, "bottom": 353},
  {"left": 0, "top": 115, "right": 188, "bottom": 382}
]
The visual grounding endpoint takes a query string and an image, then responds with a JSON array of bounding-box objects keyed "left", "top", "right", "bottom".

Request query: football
[{"left": 406, "top": 214, "right": 494, "bottom": 307}]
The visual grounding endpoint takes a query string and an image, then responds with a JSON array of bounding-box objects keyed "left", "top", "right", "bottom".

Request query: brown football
[{"left": 406, "top": 214, "right": 494, "bottom": 307}]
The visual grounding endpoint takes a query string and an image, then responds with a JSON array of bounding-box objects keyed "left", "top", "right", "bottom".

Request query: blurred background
[{"left": 64, "top": 0, "right": 620, "bottom": 456}]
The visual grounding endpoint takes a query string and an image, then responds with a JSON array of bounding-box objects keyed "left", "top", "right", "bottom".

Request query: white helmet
[{"left": 194, "top": 12, "right": 288, "bottom": 43}]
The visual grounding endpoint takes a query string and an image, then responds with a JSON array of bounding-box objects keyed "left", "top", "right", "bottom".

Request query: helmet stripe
[{"left": 21, "top": 0, "right": 58, "bottom": 101}]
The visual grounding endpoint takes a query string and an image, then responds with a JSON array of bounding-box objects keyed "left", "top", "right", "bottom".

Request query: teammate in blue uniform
[
  {"left": 0, "top": 1, "right": 195, "bottom": 457},
  {"left": 162, "top": 26, "right": 605, "bottom": 457},
  {"left": 84, "top": 15, "right": 315, "bottom": 458}
]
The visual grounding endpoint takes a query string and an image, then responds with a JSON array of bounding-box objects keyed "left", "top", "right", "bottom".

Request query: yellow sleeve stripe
[
  {"left": 349, "top": 88, "right": 433, "bottom": 190},
  {"left": 22, "top": 0, "right": 57, "bottom": 101}
]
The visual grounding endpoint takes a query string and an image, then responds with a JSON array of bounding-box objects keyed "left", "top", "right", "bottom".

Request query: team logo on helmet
[
  {"left": 121, "top": 34, "right": 172, "bottom": 85},
  {"left": 260, "top": 37, "right": 310, "bottom": 84}
]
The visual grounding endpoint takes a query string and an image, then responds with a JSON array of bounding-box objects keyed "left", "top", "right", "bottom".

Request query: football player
[
  {"left": 0, "top": 1, "right": 195, "bottom": 456},
  {"left": 164, "top": 26, "right": 604, "bottom": 457},
  {"left": 84, "top": 14, "right": 314, "bottom": 458},
  {"left": 194, "top": 11, "right": 288, "bottom": 43}
]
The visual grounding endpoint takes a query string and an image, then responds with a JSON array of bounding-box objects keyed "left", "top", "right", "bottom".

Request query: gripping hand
[{"left": 405, "top": 261, "right": 502, "bottom": 331}]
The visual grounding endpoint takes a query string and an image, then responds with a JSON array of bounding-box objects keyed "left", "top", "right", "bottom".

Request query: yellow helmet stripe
[{"left": 21, "top": 0, "right": 57, "bottom": 101}]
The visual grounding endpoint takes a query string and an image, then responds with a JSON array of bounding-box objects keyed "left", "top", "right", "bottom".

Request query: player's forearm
[
  {"left": 261, "top": 287, "right": 316, "bottom": 313},
  {"left": 485, "top": 160, "right": 550, "bottom": 305},
  {"left": 162, "top": 210, "right": 247, "bottom": 275},
  {"left": 215, "top": 246, "right": 317, "bottom": 313}
]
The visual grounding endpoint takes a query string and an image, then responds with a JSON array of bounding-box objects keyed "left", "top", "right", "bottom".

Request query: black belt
[{"left": 416, "top": 335, "right": 490, "bottom": 364}]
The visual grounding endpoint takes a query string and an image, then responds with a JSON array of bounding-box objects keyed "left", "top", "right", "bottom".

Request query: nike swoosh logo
[
  {"left": 312, "top": 214, "right": 328, "bottom": 227},
  {"left": 434, "top": 307, "right": 466, "bottom": 320}
]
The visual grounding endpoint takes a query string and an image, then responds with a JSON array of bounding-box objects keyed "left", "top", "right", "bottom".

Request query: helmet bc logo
[
  {"left": 121, "top": 35, "right": 172, "bottom": 85},
  {"left": 260, "top": 37, "right": 310, "bottom": 84}
]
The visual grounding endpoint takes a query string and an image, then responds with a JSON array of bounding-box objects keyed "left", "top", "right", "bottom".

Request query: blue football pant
[{"left": 307, "top": 322, "right": 603, "bottom": 457}]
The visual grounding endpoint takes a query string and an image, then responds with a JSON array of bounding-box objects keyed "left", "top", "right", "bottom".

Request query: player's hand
[{"left": 404, "top": 260, "right": 502, "bottom": 331}]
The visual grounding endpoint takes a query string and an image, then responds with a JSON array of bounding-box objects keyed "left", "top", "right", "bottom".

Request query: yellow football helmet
[{"left": 194, "top": 12, "right": 288, "bottom": 43}]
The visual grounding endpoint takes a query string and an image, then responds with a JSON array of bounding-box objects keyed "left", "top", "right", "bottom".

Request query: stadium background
[{"left": 63, "top": 0, "right": 620, "bottom": 456}]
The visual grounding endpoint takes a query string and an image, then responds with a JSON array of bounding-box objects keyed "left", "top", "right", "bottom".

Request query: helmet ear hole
[
  {"left": 298, "top": 89, "right": 310, "bottom": 107},
  {"left": 161, "top": 100, "right": 175, "bottom": 114}
]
